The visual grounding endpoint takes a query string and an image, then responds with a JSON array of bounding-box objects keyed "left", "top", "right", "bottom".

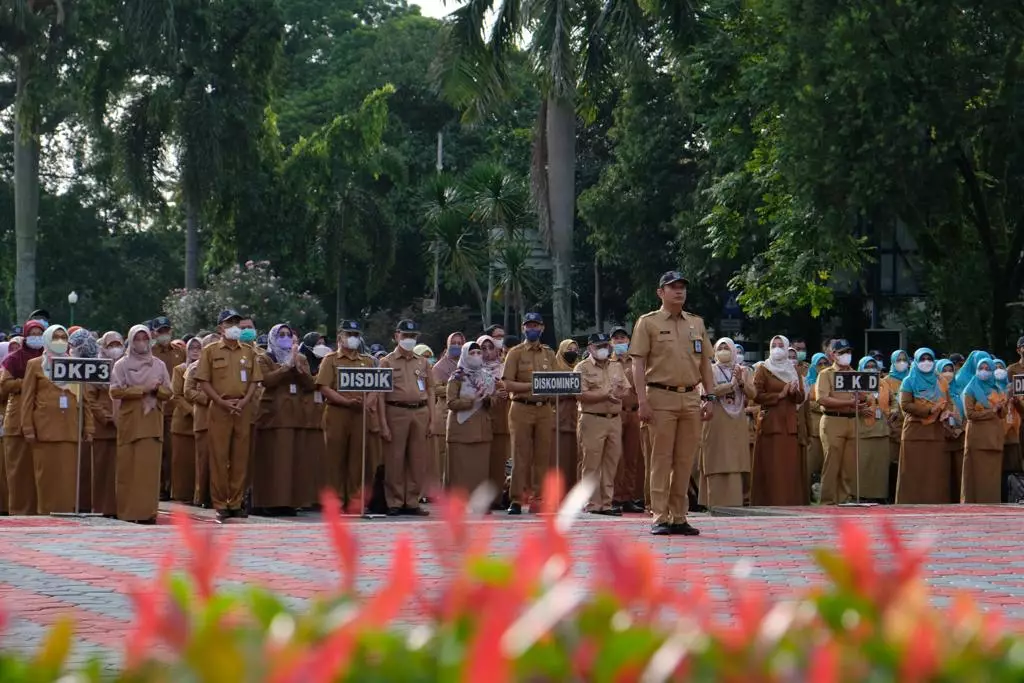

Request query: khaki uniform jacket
[
  {"left": 257, "top": 353, "right": 314, "bottom": 430},
  {"left": 21, "top": 358, "right": 95, "bottom": 441},
  {"left": 171, "top": 364, "right": 194, "bottom": 435}
]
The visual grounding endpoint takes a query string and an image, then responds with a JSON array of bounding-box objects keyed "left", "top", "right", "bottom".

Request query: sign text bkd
[{"left": 833, "top": 371, "right": 879, "bottom": 393}]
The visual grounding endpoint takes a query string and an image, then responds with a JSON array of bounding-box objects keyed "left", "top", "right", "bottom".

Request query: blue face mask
[
  {"left": 240, "top": 328, "right": 257, "bottom": 343},
  {"left": 449, "top": 345, "right": 462, "bottom": 358},
  {"left": 613, "top": 343, "right": 629, "bottom": 356},
  {"left": 524, "top": 328, "right": 542, "bottom": 342}
]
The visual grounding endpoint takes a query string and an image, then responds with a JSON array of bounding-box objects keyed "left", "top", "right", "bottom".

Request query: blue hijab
[
  {"left": 805, "top": 352, "right": 828, "bottom": 394},
  {"left": 936, "top": 359, "right": 962, "bottom": 421},
  {"left": 963, "top": 357, "right": 1002, "bottom": 408},
  {"left": 857, "top": 356, "right": 879, "bottom": 371},
  {"left": 993, "top": 358, "right": 1009, "bottom": 393},
  {"left": 954, "top": 350, "right": 991, "bottom": 393},
  {"left": 900, "top": 348, "right": 943, "bottom": 402},
  {"left": 888, "top": 350, "right": 910, "bottom": 382}
]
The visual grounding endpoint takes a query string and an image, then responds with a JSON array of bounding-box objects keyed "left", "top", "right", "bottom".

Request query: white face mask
[
  {"left": 493, "top": 338, "right": 504, "bottom": 349},
  {"left": 995, "top": 368, "right": 1008, "bottom": 381},
  {"left": 398, "top": 338, "right": 417, "bottom": 352},
  {"left": 894, "top": 361, "right": 909, "bottom": 373},
  {"left": 26, "top": 336, "right": 44, "bottom": 349},
  {"left": 465, "top": 354, "right": 483, "bottom": 369},
  {"left": 106, "top": 346, "right": 124, "bottom": 360},
  {"left": 716, "top": 349, "right": 732, "bottom": 364},
  {"left": 917, "top": 360, "right": 934, "bottom": 373},
  {"left": 594, "top": 348, "right": 610, "bottom": 361},
  {"left": 312, "top": 344, "right": 331, "bottom": 358},
  {"left": 837, "top": 353, "right": 852, "bottom": 367},
  {"left": 977, "top": 369, "right": 993, "bottom": 381},
  {"left": 345, "top": 335, "right": 361, "bottom": 350},
  {"left": 224, "top": 326, "right": 242, "bottom": 341},
  {"left": 49, "top": 340, "right": 69, "bottom": 355},
  {"left": 769, "top": 347, "right": 787, "bottom": 361}
]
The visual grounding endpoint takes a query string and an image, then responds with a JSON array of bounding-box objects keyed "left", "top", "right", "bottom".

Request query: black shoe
[
  {"left": 216, "top": 509, "right": 231, "bottom": 522},
  {"left": 592, "top": 508, "right": 623, "bottom": 517},
  {"left": 159, "top": 493, "right": 171, "bottom": 502},
  {"left": 621, "top": 500, "right": 643, "bottom": 513},
  {"left": 387, "top": 507, "right": 402, "bottom": 517},
  {"left": 650, "top": 522, "right": 673, "bottom": 536},
  {"left": 689, "top": 503, "right": 708, "bottom": 513},
  {"left": 402, "top": 506, "right": 429, "bottom": 517},
  {"left": 671, "top": 522, "right": 700, "bottom": 536},
  {"left": 230, "top": 508, "right": 248, "bottom": 519},
  {"left": 507, "top": 503, "right": 522, "bottom": 515},
  {"left": 419, "top": 496, "right": 431, "bottom": 505}
]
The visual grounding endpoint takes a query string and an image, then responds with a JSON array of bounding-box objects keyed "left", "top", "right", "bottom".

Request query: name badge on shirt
[
  {"left": 59, "top": 395, "right": 69, "bottom": 410},
  {"left": 289, "top": 384, "right": 297, "bottom": 395},
  {"left": 875, "top": 408, "right": 882, "bottom": 420},
  {"left": 314, "top": 392, "right": 323, "bottom": 404},
  {"left": 417, "top": 377, "right": 426, "bottom": 392},
  {"left": 241, "top": 369, "right": 248, "bottom": 383},
  {"left": 693, "top": 339, "right": 702, "bottom": 354},
  {"left": 948, "top": 416, "right": 955, "bottom": 426},
  {"left": 1008, "top": 409, "right": 1014, "bottom": 425}
]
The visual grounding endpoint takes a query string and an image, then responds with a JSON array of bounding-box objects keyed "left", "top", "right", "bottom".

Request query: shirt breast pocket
[
  {"left": 211, "top": 357, "right": 229, "bottom": 379},
  {"left": 656, "top": 331, "right": 677, "bottom": 344}
]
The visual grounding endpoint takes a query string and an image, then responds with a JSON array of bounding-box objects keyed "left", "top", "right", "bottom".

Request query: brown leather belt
[
  {"left": 512, "top": 398, "right": 551, "bottom": 406},
  {"left": 582, "top": 412, "right": 620, "bottom": 419},
  {"left": 647, "top": 382, "right": 696, "bottom": 393},
  {"left": 624, "top": 406, "right": 639, "bottom": 412},
  {"left": 823, "top": 410, "right": 856, "bottom": 418},
  {"left": 386, "top": 400, "right": 427, "bottom": 409}
]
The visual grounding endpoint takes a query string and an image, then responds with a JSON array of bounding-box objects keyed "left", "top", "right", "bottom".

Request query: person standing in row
[
  {"left": 815, "top": 339, "right": 860, "bottom": 505},
  {"left": 630, "top": 271, "right": 714, "bottom": 536},
  {"left": 88, "top": 332, "right": 123, "bottom": 517},
  {"left": 379, "top": 320, "right": 434, "bottom": 516},
  {"left": 575, "top": 332, "right": 626, "bottom": 515},
  {"left": 855, "top": 356, "right": 891, "bottom": 502},
  {"left": 110, "top": 325, "right": 172, "bottom": 523},
  {"left": 316, "top": 320, "right": 375, "bottom": 509},
  {"left": 170, "top": 338, "right": 202, "bottom": 502},
  {"left": 999, "top": 351, "right": 1024, "bottom": 476},
  {"left": 554, "top": 338, "right": 580, "bottom": 493},
  {"left": 751, "top": 335, "right": 806, "bottom": 506},
  {"left": 502, "top": 313, "right": 557, "bottom": 514},
  {"left": 184, "top": 334, "right": 218, "bottom": 508},
  {"left": 896, "top": 348, "right": 950, "bottom": 504},
  {"left": 445, "top": 341, "right": 495, "bottom": 494},
  {"left": 611, "top": 326, "right": 644, "bottom": 513},
  {"left": 431, "top": 333, "right": 464, "bottom": 492},
  {"left": 803, "top": 352, "right": 828, "bottom": 497},
  {"left": 195, "top": 310, "right": 263, "bottom": 521},
  {"left": 149, "top": 316, "right": 185, "bottom": 501},
  {"left": 298, "top": 331, "right": 328, "bottom": 508},
  {"left": 961, "top": 356, "right": 1006, "bottom": 503},
  {"left": 478, "top": 334, "right": 510, "bottom": 509},
  {"left": 1, "top": 320, "right": 45, "bottom": 515}
]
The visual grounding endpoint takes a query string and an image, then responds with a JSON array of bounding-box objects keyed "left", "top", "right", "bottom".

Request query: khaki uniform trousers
[
  {"left": 160, "top": 417, "right": 173, "bottom": 498},
  {"left": 648, "top": 389, "right": 701, "bottom": 525},
  {"left": 194, "top": 430, "right": 210, "bottom": 506},
  {"left": 614, "top": 409, "right": 644, "bottom": 502},
  {"left": 578, "top": 413, "right": 622, "bottom": 510},
  {"left": 324, "top": 405, "right": 365, "bottom": 505},
  {"left": 5, "top": 436, "right": 36, "bottom": 515},
  {"left": 819, "top": 415, "right": 857, "bottom": 505},
  {"left": 508, "top": 401, "right": 554, "bottom": 506},
  {"left": 207, "top": 403, "right": 252, "bottom": 511},
  {"left": 383, "top": 405, "right": 429, "bottom": 509},
  {"left": 641, "top": 423, "right": 653, "bottom": 509}
]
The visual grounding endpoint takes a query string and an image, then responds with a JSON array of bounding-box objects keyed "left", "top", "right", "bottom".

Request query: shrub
[{"left": 1, "top": 474, "right": 1021, "bottom": 682}]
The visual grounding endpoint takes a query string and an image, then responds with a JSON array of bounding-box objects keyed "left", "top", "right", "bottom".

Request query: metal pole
[
  {"left": 555, "top": 398, "right": 561, "bottom": 489},
  {"left": 854, "top": 391, "right": 861, "bottom": 504},
  {"left": 75, "top": 391, "right": 83, "bottom": 514},
  {"left": 360, "top": 396, "right": 367, "bottom": 516}
]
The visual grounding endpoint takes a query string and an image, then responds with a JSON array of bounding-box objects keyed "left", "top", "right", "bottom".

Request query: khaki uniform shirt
[
  {"left": 380, "top": 349, "right": 432, "bottom": 403},
  {"left": 194, "top": 340, "right": 263, "bottom": 399},
  {"left": 183, "top": 363, "right": 209, "bottom": 432},
  {"left": 21, "top": 358, "right": 94, "bottom": 441},
  {"left": 170, "top": 363, "right": 194, "bottom": 435},
  {"left": 152, "top": 343, "right": 186, "bottom": 419},
  {"left": 502, "top": 342, "right": 558, "bottom": 400},
  {"left": 629, "top": 308, "right": 711, "bottom": 388},
  {"left": 575, "top": 356, "right": 627, "bottom": 415}
]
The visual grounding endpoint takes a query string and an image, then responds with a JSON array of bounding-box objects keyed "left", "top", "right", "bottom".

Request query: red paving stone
[{"left": 1, "top": 504, "right": 1022, "bottom": 663}]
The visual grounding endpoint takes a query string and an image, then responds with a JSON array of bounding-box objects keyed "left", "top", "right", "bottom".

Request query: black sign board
[
  {"left": 833, "top": 371, "right": 879, "bottom": 393},
  {"left": 531, "top": 371, "right": 582, "bottom": 396},
  {"left": 48, "top": 357, "right": 113, "bottom": 384},
  {"left": 337, "top": 367, "right": 393, "bottom": 392},
  {"left": 1014, "top": 374, "right": 1024, "bottom": 397}
]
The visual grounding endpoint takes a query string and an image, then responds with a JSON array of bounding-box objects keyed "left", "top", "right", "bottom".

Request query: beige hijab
[{"left": 111, "top": 325, "right": 170, "bottom": 415}]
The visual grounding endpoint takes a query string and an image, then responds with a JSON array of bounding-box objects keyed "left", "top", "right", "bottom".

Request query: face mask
[
  {"left": 133, "top": 341, "right": 150, "bottom": 355},
  {"left": 716, "top": 349, "right": 733, "bottom": 364},
  {"left": 156, "top": 334, "right": 171, "bottom": 346},
  {"left": 224, "top": 326, "right": 242, "bottom": 341},
  {"left": 995, "top": 368, "right": 1008, "bottom": 381},
  {"left": 837, "top": 353, "right": 852, "bottom": 367},
  {"left": 865, "top": 367, "right": 878, "bottom": 374},
  {"left": 26, "top": 336, "right": 44, "bottom": 349},
  {"left": 398, "top": 338, "right": 417, "bottom": 352},
  {"left": 465, "top": 354, "right": 483, "bottom": 369},
  {"left": 769, "top": 347, "right": 787, "bottom": 361},
  {"left": 276, "top": 336, "right": 293, "bottom": 351},
  {"left": 796, "top": 351, "right": 807, "bottom": 362},
  {"left": 524, "top": 329, "right": 542, "bottom": 343},
  {"left": 894, "top": 361, "right": 909, "bottom": 373},
  {"left": 449, "top": 345, "right": 462, "bottom": 358},
  {"left": 239, "top": 329, "right": 257, "bottom": 343},
  {"left": 345, "top": 336, "right": 361, "bottom": 350},
  {"left": 977, "top": 369, "right": 993, "bottom": 381},
  {"left": 313, "top": 344, "right": 331, "bottom": 358},
  {"left": 49, "top": 340, "right": 69, "bottom": 355},
  {"left": 613, "top": 343, "right": 629, "bottom": 356},
  {"left": 917, "top": 360, "right": 934, "bottom": 373},
  {"left": 493, "top": 338, "right": 504, "bottom": 349},
  {"left": 562, "top": 351, "right": 578, "bottom": 365},
  {"left": 106, "top": 346, "right": 124, "bottom": 360},
  {"left": 594, "top": 348, "right": 610, "bottom": 361}
]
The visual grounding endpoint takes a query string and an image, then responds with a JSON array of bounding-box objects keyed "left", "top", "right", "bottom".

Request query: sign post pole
[
  {"left": 531, "top": 371, "right": 582, "bottom": 498},
  {"left": 337, "top": 366, "right": 394, "bottom": 519},
  {"left": 833, "top": 370, "right": 878, "bottom": 508},
  {"left": 854, "top": 390, "right": 861, "bottom": 505}
]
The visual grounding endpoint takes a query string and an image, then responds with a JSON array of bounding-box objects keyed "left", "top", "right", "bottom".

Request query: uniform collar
[{"left": 658, "top": 307, "right": 685, "bottom": 320}]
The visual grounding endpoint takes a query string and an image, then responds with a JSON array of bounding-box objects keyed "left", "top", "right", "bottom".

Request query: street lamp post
[{"left": 68, "top": 291, "right": 78, "bottom": 326}]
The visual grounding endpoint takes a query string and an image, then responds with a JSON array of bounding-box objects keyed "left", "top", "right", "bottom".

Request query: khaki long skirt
[
  {"left": 856, "top": 436, "right": 890, "bottom": 500},
  {"left": 291, "top": 428, "right": 321, "bottom": 509},
  {"left": 448, "top": 441, "right": 491, "bottom": 496},
  {"left": 171, "top": 433, "right": 196, "bottom": 502},
  {"left": 253, "top": 428, "right": 298, "bottom": 508},
  {"left": 5, "top": 436, "right": 36, "bottom": 515},
  {"left": 34, "top": 441, "right": 77, "bottom": 514},
  {"left": 117, "top": 438, "right": 161, "bottom": 522},
  {"left": 961, "top": 447, "right": 1003, "bottom": 503},
  {"left": 91, "top": 438, "right": 118, "bottom": 517}
]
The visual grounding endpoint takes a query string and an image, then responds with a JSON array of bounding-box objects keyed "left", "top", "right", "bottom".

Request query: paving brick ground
[{"left": 1, "top": 503, "right": 1022, "bottom": 669}]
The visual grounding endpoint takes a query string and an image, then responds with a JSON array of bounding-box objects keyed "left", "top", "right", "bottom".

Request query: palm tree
[{"left": 496, "top": 235, "right": 542, "bottom": 329}]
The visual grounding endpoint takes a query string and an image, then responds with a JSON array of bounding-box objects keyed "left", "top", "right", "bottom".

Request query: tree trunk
[
  {"left": 503, "top": 287, "right": 511, "bottom": 332},
  {"left": 546, "top": 97, "right": 576, "bottom": 341},
  {"left": 336, "top": 263, "right": 347, "bottom": 331},
  {"left": 593, "top": 255, "right": 601, "bottom": 331},
  {"left": 184, "top": 190, "right": 200, "bottom": 290},
  {"left": 14, "top": 54, "right": 41, "bottom": 321}
]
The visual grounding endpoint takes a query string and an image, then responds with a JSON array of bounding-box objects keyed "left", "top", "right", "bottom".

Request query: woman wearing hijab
[
  {"left": 254, "top": 324, "right": 314, "bottom": 514},
  {"left": 169, "top": 338, "right": 202, "bottom": 502},
  {"left": 430, "top": 332, "right": 464, "bottom": 495},
  {"left": 854, "top": 356, "right": 891, "bottom": 502},
  {"left": 960, "top": 357, "right": 1006, "bottom": 503},
  {"left": 295, "top": 331, "right": 327, "bottom": 508},
  {"left": 111, "top": 325, "right": 172, "bottom": 523},
  {"left": 479, "top": 334, "right": 511, "bottom": 510},
  {"left": 184, "top": 334, "right": 219, "bottom": 508},
  {"left": 699, "top": 338, "right": 756, "bottom": 508},
  {"left": 21, "top": 325, "right": 94, "bottom": 514},
  {"left": 993, "top": 358, "right": 1022, "bottom": 486},
  {"left": 883, "top": 350, "right": 911, "bottom": 496},
  {"left": 444, "top": 341, "right": 495, "bottom": 494},
  {"left": 1, "top": 320, "right": 46, "bottom": 514},
  {"left": 554, "top": 339, "right": 581, "bottom": 495},
  {"left": 803, "top": 353, "right": 829, "bottom": 498},
  {"left": 68, "top": 329, "right": 99, "bottom": 512},
  {"left": 751, "top": 335, "right": 806, "bottom": 506},
  {"left": 934, "top": 359, "right": 965, "bottom": 502},
  {"left": 896, "top": 348, "right": 951, "bottom": 504},
  {"left": 87, "top": 332, "right": 123, "bottom": 517}
]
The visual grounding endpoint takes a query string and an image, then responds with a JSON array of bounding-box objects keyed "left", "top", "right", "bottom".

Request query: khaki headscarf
[{"left": 556, "top": 339, "right": 578, "bottom": 370}]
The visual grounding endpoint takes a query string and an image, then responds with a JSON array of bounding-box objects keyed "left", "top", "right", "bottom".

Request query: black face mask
[{"left": 562, "top": 351, "right": 578, "bottom": 365}]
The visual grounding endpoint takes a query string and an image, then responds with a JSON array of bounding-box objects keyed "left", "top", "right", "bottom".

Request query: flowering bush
[
  {"left": 162, "top": 260, "right": 326, "bottom": 334},
  {"left": 1, "top": 474, "right": 1022, "bottom": 682}
]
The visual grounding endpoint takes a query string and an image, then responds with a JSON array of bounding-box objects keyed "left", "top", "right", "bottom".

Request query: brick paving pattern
[{"left": 1, "top": 504, "right": 1022, "bottom": 669}]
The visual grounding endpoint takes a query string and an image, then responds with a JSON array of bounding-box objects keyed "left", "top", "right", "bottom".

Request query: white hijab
[
  {"left": 712, "top": 337, "right": 747, "bottom": 418},
  {"left": 763, "top": 334, "right": 799, "bottom": 384}
]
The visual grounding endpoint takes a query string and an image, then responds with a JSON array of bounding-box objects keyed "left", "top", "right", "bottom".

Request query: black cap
[
  {"left": 504, "top": 334, "right": 520, "bottom": 347},
  {"left": 523, "top": 312, "right": 544, "bottom": 324},
  {"left": 610, "top": 326, "right": 630, "bottom": 338},
  {"left": 218, "top": 308, "right": 242, "bottom": 324},
  {"left": 339, "top": 320, "right": 362, "bottom": 333},
  {"left": 11, "top": 325, "right": 23, "bottom": 335},
  {"left": 151, "top": 316, "right": 172, "bottom": 331},
  {"left": 370, "top": 343, "right": 384, "bottom": 354},
  {"left": 589, "top": 332, "right": 611, "bottom": 344},
  {"left": 658, "top": 271, "right": 689, "bottom": 287},
  {"left": 256, "top": 334, "right": 269, "bottom": 347},
  {"left": 29, "top": 308, "right": 50, "bottom": 320},
  {"left": 396, "top": 319, "right": 419, "bottom": 333},
  {"left": 830, "top": 338, "right": 852, "bottom": 353},
  {"left": 949, "top": 352, "right": 965, "bottom": 364}
]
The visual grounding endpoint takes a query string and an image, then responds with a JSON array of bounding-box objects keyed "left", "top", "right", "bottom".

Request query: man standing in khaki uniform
[
  {"left": 150, "top": 315, "right": 185, "bottom": 500},
  {"left": 575, "top": 332, "right": 627, "bottom": 515},
  {"left": 379, "top": 319, "right": 434, "bottom": 516},
  {"left": 610, "top": 326, "right": 644, "bottom": 512},
  {"left": 316, "top": 320, "right": 376, "bottom": 509},
  {"left": 502, "top": 312, "right": 557, "bottom": 514},
  {"left": 815, "top": 339, "right": 862, "bottom": 505},
  {"left": 630, "top": 272, "right": 715, "bottom": 536},
  {"left": 195, "top": 309, "right": 263, "bottom": 521}
]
